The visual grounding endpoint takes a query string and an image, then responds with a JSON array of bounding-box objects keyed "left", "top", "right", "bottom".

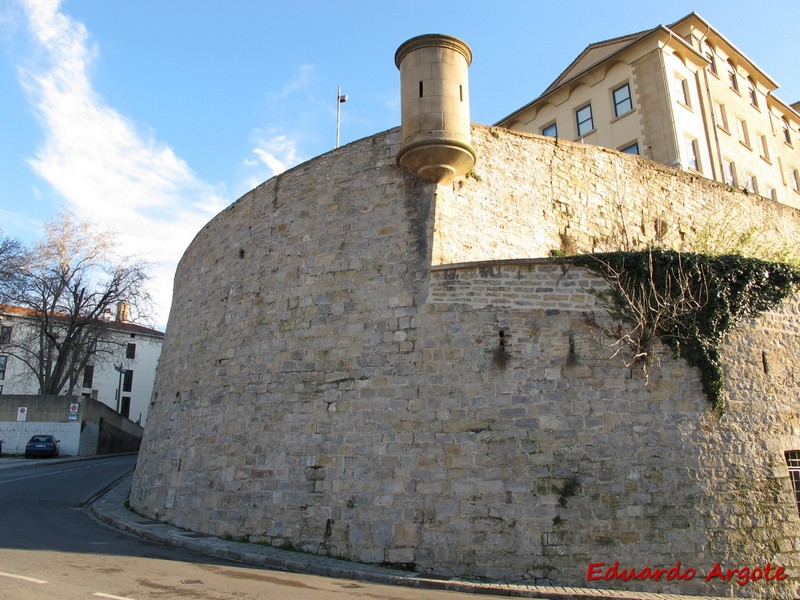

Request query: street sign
[
  {"left": 17, "top": 407, "right": 27, "bottom": 422},
  {"left": 69, "top": 403, "right": 79, "bottom": 421}
]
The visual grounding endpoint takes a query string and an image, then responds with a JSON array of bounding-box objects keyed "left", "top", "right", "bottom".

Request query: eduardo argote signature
[{"left": 587, "top": 561, "right": 788, "bottom": 587}]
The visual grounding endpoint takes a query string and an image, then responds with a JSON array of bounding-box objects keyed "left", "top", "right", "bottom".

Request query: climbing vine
[{"left": 572, "top": 250, "right": 800, "bottom": 413}]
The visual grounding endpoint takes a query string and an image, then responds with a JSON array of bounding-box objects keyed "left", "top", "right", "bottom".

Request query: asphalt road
[{"left": 0, "top": 455, "right": 478, "bottom": 599}]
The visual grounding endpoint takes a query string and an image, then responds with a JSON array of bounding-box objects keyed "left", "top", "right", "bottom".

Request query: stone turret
[{"left": 395, "top": 34, "right": 477, "bottom": 183}]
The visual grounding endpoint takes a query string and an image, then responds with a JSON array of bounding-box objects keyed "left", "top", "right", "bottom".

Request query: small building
[
  {"left": 496, "top": 12, "right": 800, "bottom": 209},
  {"left": 0, "top": 305, "right": 163, "bottom": 425}
]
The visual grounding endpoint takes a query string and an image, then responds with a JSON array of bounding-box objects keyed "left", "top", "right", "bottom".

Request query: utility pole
[{"left": 336, "top": 86, "right": 348, "bottom": 148}]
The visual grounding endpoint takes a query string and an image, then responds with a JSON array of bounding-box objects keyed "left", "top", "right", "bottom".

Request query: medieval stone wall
[
  {"left": 433, "top": 126, "right": 800, "bottom": 266},
  {"left": 131, "top": 124, "right": 800, "bottom": 598},
  {"left": 425, "top": 261, "right": 800, "bottom": 595}
]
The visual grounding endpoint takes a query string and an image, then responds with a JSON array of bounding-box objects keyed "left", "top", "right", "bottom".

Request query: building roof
[
  {"left": 539, "top": 28, "right": 657, "bottom": 97},
  {"left": 0, "top": 304, "right": 164, "bottom": 339},
  {"left": 494, "top": 11, "right": 793, "bottom": 126}
]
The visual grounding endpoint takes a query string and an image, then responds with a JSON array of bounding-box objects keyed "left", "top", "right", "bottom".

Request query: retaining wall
[{"left": 130, "top": 125, "right": 800, "bottom": 598}]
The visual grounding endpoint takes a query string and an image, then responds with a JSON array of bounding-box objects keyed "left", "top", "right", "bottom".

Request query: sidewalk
[{"left": 86, "top": 470, "right": 729, "bottom": 600}]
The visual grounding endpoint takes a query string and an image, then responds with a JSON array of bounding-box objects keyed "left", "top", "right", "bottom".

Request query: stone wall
[
  {"left": 424, "top": 261, "right": 800, "bottom": 595},
  {"left": 432, "top": 125, "right": 800, "bottom": 266},
  {"left": 131, "top": 124, "right": 800, "bottom": 598}
]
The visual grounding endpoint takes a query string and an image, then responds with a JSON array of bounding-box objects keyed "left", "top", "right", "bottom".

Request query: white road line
[
  {"left": 0, "top": 462, "right": 103, "bottom": 484},
  {"left": 93, "top": 594, "right": 138, "bottom": 600},
  {"left": 0, "top": 471, "right": 63, "bottom": 485},
  {"left": 0, "top": 570, "right": 48, "bottom": 584}
]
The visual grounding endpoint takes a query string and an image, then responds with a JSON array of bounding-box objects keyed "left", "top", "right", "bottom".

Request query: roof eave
[{"left": 495, "top": 25, "right": 688, "bottom": 126}]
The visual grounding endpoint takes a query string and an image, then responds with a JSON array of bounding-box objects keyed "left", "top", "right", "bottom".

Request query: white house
[{"left": 0, "top": 305, "right": 164, "bottom": 425}]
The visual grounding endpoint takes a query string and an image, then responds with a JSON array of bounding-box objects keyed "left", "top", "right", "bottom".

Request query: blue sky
[{"left": 1, "top": 0, "right": 798, "bottom": 328}]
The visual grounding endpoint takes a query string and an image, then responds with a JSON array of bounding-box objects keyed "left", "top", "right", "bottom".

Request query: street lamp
[
  {"left": 114, "top": 363, "right": 124, "bottom": 413},
  {"left": 336, "top": 86, "right": 348, "bottom": 149}
]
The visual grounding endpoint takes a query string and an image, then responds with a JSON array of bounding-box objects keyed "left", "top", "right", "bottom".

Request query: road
[{"left": 0, "top": 455, "right": 477, "bottom": 600}]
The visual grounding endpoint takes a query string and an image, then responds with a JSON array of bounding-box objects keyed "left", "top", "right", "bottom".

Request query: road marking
[
  {"left": 0, "top": 570, "right": 48, "bottom": 584},
  {"left": 0, "top": 460, "right": 110, "bottom": 484},
  {"left": 0, "top": 471, "right": 65, "bottom": 485},
  {"left": 94, "top": 594, "right": 138, "bottom": 600}
]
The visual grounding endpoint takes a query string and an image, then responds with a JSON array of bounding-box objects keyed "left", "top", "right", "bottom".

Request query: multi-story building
[
  {"left": 0, "top": 304, "right": 163, "bottom": 425},
  {"left": 496, "top": 12, "right": 800, "bottom": 210}
]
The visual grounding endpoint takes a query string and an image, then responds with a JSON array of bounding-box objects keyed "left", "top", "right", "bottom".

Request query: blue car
[{"left": 24, "top": 435, "right": 60, "bottom": 458}]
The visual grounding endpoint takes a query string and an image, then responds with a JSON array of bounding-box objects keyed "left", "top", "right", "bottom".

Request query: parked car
[{"left": 24, "top": 435, "right": 60, "bottom": 458}]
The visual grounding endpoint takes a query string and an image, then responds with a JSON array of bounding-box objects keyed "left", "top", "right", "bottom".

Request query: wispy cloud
[
  {"left": 251, "top": 132, "right": 302, "bottom": 178},
  {"left": 17, "top": 0, "right": 227, "bottom": 327},
  {"left": 238, "top": 65, "right": 315, "bottom": 189},
  {"left": 266, "top": 63, "right": 314, "bottom": 101}
]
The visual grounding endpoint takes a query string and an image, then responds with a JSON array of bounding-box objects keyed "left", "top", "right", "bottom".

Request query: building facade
[
  {"left": 496, "top": 12, "right": 800, "bottom": 210},
  {"left": 0, "top": 305, "right": 163, "bottom": 425}
]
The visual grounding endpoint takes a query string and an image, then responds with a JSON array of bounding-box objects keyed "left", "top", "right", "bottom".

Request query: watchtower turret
[{"left": 395, "top": 34, "right": 477, "bottom": 183}]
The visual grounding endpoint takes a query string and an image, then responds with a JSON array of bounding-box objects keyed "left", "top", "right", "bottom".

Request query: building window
[
  {"left": 542, "top": 122, "right": 557, "bottom": 138},
  {"left": 703, "top": 41, "right": 717, "bottom": 74},
  {"left": 792, "top": 169, "right": 800, "bottom": 192},
  {"left": 0, "top": 325, "right": 11, "bottom": 344},
  {"left": 737, "top": 118, "right": 750, "bottom": 148},
  {"left": 727, "top": 60, "right": 738, "bottom": 92},
  {"left": 759, "top": 135, "right": 770, "bottom": 161},
  {"left": 674, "top": 75, "right": 690, "bottom": 107},
  {"left": 715, "top": 102, "right": 729, "bottom": 131},
  {"left": 0, "top": 355, "right": 6, "bottom": 380},
  {"left": 745, "top": 173, "right": 757, "bottom": 194},
  {"left": 123, "top": 369, "right": 133, "bottom": 393},
  {"left": 785, "top": 451, "right": 800, "bottom": 516},
  {"left": 612, "top": 83, "right": 633, "bottom": 117},
  {"left": 783, "top": 119, "right": 793, "bottom": 145},
  {"left": 685, "top": 137, "right": 699, "bottom": 171},
  {"left": 126, "top": 343, "right": 136, "bottom": 359},
  {"left": 82, "top": 365, "right": 94, "bottom": 389},
  {"left": 747, "top": 78, "right": 758, "bottom": 108},
  {"left": 620, "top": 142, "right": 640, "bottom": 155},
  {"left": 723, "top": 160, "right": 737, "bottom": 186},
  {"left": 121, "top": 396, "right": 131, "bottom": 419},
  {"left": 768, "top": 187, "right": 778, "bottom": 202},
  {"left": 576, "top": 104, "right": 593, "bottom": 137}
]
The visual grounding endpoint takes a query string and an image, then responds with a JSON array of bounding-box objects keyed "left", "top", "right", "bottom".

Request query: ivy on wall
[{"left": 572, "top": 250, "right": 800, "bottom": 412}]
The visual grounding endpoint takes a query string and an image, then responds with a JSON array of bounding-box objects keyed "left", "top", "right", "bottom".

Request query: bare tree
[
  {"left": 1, "top": 212, "right": 151, "bottom": 395},
  {"left": 0, "top": 231, "right": 25, "bottom": 301}
]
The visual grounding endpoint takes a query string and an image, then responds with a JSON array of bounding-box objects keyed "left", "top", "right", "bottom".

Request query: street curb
[
  {"left": 89, "top": 475, "right": 729, "bottom": 600},
  {"left": 0, "top": 451, "right": 138, "bottom": 470}
]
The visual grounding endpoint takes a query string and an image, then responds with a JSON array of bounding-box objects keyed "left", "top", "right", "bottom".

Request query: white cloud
[
  {"left": 271, "top": 63, "right": 313, "bottom": 100},
  {"left": 17, "top": 0, "right": 228, "bottom": 328},
  {"left": 252, "top": 134, "right": 302, "bottom": 178}
]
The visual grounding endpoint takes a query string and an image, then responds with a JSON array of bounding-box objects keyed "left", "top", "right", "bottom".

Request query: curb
[
  {"left": 89, "top": 475, "right": 729, "bottom": 600},
  {"left": 0, "top": 451, "right": 138, "bottom": 470}
]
